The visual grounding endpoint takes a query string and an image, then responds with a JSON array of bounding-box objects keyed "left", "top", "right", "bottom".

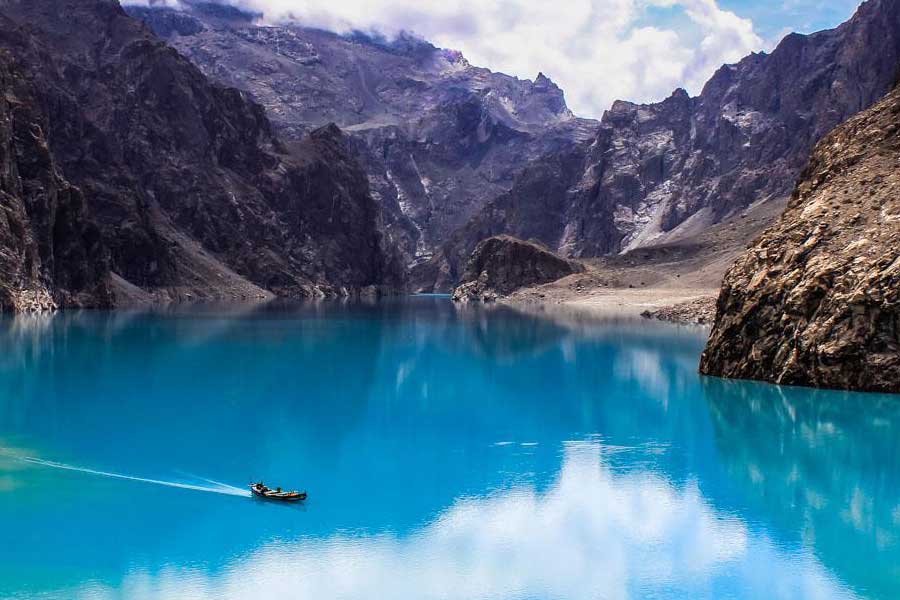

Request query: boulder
[{"left": 452, "top": 236, "right": 583, "bottom": 302}]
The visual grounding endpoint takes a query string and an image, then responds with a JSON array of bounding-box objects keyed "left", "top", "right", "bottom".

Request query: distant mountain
[
  {"left": 125, "top": 1, "right": 599, "bottom": 268},
  {"left": 0, "top": 0, "right": 404, "bottom": 311},
  {"left": 701, "top": 80, "right": 900, "bottom": 393},
  {"left": 415, "top": 0, "right": 900, "bottom": 290}
]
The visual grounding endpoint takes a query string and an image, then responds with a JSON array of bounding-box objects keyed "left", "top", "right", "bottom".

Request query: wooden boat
[{"left": 249, "top": 482, "right": 307, "bottom": 502}]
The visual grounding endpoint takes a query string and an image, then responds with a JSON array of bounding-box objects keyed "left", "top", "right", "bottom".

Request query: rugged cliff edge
[
  {"left": 700, "top": 84, "right": 900, "bottom": 393},
  {"left": 0, "top": 0, "right": 404, "bottom": 311},
  {"left": 452, "top": 236, "right": 583, "bottom": 302}
]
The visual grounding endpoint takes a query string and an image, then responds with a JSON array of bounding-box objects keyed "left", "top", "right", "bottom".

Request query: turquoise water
[{"left": 0, "top": 298, "right": 898, "bottom": 600}]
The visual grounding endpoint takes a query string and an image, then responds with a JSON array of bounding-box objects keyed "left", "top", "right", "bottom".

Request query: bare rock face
[
  {"left": 700, "top": 83, "right": 900, "bottom": 393},
  {"left": 0, "top": 31, "right": 111, "bottom": 311},
  {"left": 412, "top": 149, "right": 586, "bottom": 292},
  {"left": 0, "top": 0, "right": 404, "bottom": 310},
  {"left": 452, "top": 236, "right": 583, "bottom": 302}
]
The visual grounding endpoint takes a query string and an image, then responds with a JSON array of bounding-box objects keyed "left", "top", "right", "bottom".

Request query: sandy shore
[
  {"left": 499, "top": 266, "right": 720, "bottom": 324},
  {"left": 565, "top": 288, "right": 718, "bottom": 321}
]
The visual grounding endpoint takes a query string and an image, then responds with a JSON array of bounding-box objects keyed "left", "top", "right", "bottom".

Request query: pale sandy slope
[{"left": 502, "top": 197, "right": 787, "bottom": 321}]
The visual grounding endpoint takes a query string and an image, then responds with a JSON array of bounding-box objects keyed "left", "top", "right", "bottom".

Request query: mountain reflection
[
  {"left": 452, "top": 303, "right": 570, "bottom": 361},
  {"left": 66, "top": 443, "right": 856, "bottom": 600},
  {"left": 702, "top": 378, "right": 900, "bottom": 595},
  {"left": 0, "top": 300, "right": 896, "bottom": 599}
]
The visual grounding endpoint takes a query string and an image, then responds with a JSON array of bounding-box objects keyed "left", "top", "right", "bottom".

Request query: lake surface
[{"left": 0, "top": 297, "right": 898, "bottom": 600}]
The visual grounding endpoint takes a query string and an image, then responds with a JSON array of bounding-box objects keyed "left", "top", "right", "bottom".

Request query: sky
[{"left": 133, "top": 0, "right": 865, "bottom": 118}]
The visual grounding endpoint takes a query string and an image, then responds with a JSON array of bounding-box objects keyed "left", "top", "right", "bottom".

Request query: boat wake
[{"left": 15, "top": 456, "right": 250, "bottom": 497}]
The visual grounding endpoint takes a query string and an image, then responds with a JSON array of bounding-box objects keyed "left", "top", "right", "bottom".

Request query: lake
[{"left": 0, "top": 297, "right": 898, "bottom": 599}]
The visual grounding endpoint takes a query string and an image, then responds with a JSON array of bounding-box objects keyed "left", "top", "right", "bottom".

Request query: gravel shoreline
[{"left": 640, "top": 296, "right": 718, "bottom": 325}]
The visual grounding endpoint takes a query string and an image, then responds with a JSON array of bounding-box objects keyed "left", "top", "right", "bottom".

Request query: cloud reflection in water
[{"left": 76, "top": 443, "right": 857, "bottom": 600}]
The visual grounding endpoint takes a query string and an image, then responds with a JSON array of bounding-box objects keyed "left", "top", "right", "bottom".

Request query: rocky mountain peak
[
  {"left": 526, "top": 71, "right": 569, "bottom": 117},
  {"left": 411, "top": 0, "right": 900, "bottom": 292},
  {"left": 560, "top": 0, "right": 900, "bottom": 255}
]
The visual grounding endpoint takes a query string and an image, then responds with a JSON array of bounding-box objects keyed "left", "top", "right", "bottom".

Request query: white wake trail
[{"left": 17, "top": 456, "right": 250, "bottom": 497}]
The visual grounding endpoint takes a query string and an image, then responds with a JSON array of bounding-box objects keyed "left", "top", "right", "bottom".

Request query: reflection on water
[
  {"left": 703, "top": 378, "right": 900, "bottom": 596},
  {"left": 66, "top": 444, "right": 855, "bottom": 600},
  {"left": 0, "top": 298, "right": 897, "bottom": 599}
]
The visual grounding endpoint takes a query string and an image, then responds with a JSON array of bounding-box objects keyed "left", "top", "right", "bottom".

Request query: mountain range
[
  {"left": 414, "top": 0, "right": 900, "bottom": 290},
  {"left": 126, "top": 0, "right": 599, "bottom": 273},
  {"left": 1, "top": 0, "right": 899, "bottom": 320},
  {"left": 125, "top": 0, "right": 900, "bottom": 293}
]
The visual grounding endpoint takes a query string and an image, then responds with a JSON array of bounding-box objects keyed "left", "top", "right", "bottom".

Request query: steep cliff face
[
  {"left": 0, "top": 0, "right": 403, "bottom": 308},
  {"left": 452, "top": 236, "right": 584, "bottom": 303},
  {"left": 0, "top": 46, "right": 110, "bottom": 311},
  {"left": 125, "top": 1, "right": 598, "bottom": 267},
  {"left": 700, "top": 83, "right": 900, "bottom": 393}
]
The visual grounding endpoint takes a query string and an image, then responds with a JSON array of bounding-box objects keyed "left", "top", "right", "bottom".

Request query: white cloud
[
  {"left": 195, "top": 0, "right": 763, "bottom": 118},
  {"left": 126, "top": 0, "right": 184, "bottom": 6}
]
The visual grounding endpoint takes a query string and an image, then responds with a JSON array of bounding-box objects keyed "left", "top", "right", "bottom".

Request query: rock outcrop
[
  {"left": 700, "top": 83, "right": 900, "bottom": 393},
  {"left": 642, "top": 297, "right": 718, "bottom": 326},
  {"left": 0, "top": 0, "right": 404, "bottom": 310},
  {"left": 452, "top": 236, "right": 583, "bottom": 302}
]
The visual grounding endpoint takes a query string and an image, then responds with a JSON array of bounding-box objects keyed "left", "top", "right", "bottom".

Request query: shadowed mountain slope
[
  {"left": 125, "top": 1, "right": 599, "bottom": 267},
  {"left": 0, "top": 0, "right": 404, "bottom": 311}
]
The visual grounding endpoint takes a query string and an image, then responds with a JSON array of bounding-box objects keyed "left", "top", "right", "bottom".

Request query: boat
[{"left": 249, "top": 482, "right": 307, "bottom": 502}]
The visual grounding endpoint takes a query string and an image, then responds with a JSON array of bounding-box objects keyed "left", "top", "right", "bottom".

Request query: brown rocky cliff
[
  {"left": 452, "top": 236, "right": 584, "bottom": 302},
  {"left": 700, "top": 83, "right": 900, "bottom": 393}
]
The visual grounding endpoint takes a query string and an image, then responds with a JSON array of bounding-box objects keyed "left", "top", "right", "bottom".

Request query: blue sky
[{"left": 720, "top": 0, "right": 862, "bottom": 39}]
